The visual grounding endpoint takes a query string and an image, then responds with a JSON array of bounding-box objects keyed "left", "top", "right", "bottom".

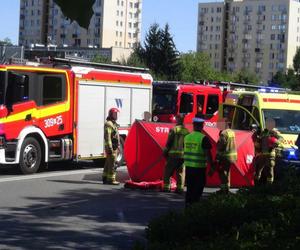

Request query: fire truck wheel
[
  {"left": 19, "top": 137, "right": 42, "bottom": 174},
  {"left": 116, "top": 137, "right": 125, "bottom": 167}
]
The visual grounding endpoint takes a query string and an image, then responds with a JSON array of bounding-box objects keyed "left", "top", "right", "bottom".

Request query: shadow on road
[
  {"left": 0, "top": 172, "right": 184, "bottom": 250},
  {"left": 0, "top": 160, "right": 101, "bottom": 176}
]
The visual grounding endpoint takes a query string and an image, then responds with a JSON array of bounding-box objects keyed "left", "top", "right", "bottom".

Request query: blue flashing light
[
  {"left": 258, "top": 87, "right": 288, "bottom": 93},
  {"left": 284, "top": 148, "right": 299, "bottom": 161},
  {"left": 258, "top": 88, "right": 267, "bottom": 93},
  {"left": 289, "top": 150, "right": 296, "bottom": 156}
]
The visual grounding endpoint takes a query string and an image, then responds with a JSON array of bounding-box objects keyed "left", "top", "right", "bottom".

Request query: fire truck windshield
[
  {"left": 0, "top": 71, "right": 5, "bottom": 104},
  {"left": 263, "top": 109, "right": 300, "bottom": 134},
  {"left": 152, "top": 92, "right": 177, "bottom": 115}
]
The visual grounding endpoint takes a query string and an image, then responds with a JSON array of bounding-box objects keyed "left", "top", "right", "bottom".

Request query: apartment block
[
  {"left": 197, "top": 0, "right": 300, "bottom": 82},
  {"left": 19, "top": 0, "right": 142, "bottom": 60}
]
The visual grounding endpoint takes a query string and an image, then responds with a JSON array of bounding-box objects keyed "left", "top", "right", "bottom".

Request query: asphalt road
[{"left": 0, "top": 162, "right": 186, "bottom": 250}]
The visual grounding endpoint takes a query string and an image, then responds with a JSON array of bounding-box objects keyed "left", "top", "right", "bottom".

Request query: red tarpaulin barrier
[{"left": 124, "top": 120, "right": 255, "bottom": 187}]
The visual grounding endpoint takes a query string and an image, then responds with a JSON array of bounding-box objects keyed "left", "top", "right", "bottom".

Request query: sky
[{"left": 0, "top": 0, "right": 217, "bottom": 53}]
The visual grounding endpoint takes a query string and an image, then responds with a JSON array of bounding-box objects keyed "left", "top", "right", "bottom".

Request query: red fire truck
[
  {"left": 152, "top": 81, "right": 229, "bottom": 126},
  {"left": 0, "top": 59, "right": 153, "bottom": 174}
]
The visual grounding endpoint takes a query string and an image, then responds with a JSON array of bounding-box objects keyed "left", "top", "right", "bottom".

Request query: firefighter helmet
[
  {"left": 108, "top": 108, "right": 120, "bottom": 121},
  {"left": 268, "top": 136, "right": 278, "bottom": 148},
  {"left": 109, "top": 108, "right": 120, "bottom": 115}
]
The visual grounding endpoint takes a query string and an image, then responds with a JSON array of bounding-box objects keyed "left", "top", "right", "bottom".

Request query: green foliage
[
  {"left": 132, "top": 24, "right": 264, "bottom": 83},
  {"left": 121, "top": 46, "right": 147, "bottom": 68},
  {"left": 92, "top": 54, "right": 111, "bottom": 64},
  {"left": 293, "top": 47, "right": 300, "bottom": 74},
  {"left": 159, "top": 24, "right": 181, "bottom": 80},
  {"left": 0, "top": 37, "right": 13, "bottom": 46},
  {"left": 232, "top": 69, "right": 260, "bottom": 85},
  {"left": 273, "top": 69, "right": 300, "bottom": 90},
  {"left": 140, "top": 170, "right": 300, "bottom": 250},
  {"left": 179, "top": 52, "right": 216, "bottom": 82},
  {"left": 133, "top": 23, "right": 180, "bottom": 80}
]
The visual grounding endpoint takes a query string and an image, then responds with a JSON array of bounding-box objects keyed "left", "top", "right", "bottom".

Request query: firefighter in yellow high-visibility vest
[
  {"left": 163, "top": 114, "right": 189, "bottom": 193},
  {"left": 208, "top": 118, "right": 237, "bottom": 194},
  {"left": 254, "top": 118, "right": 283, "bottom": 185},
  {"left": 103, "top": 108, "right": 120, "bottom": 185}
]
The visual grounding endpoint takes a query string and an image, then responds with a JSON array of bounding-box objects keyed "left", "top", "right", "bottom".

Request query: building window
[
  {"left": 270, "top": 34, "right": 275, "bottom": 40},
  {"left": 271, "top": 5, "right": 277, "bottom": 12},
  {"left": 258, "top": 5, "right": 266, "bottom": 12}
]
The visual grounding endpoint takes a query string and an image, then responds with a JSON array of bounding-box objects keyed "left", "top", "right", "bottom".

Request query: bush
[{"left": 139, "top": 170, "right": 300, "bottom": 250}]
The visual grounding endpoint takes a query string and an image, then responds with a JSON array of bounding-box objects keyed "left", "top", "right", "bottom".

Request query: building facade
[
  {"left": 197, "top": 0, "right": 300, "bottom": 82},
  {"left": 19, "top": 0, "right": 142, "bottom": 61}
]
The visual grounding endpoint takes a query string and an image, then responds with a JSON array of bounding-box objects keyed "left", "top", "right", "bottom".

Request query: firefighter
[
  {"left": 254, "top": 118, "right": 283, "bottom": 185},
  {"left": 208, "top": 118, "right": 237, "bottom": 194},
  {"left": 184, "top": 115, "right": 213, "bottom": 206},
  {"left": 252, "top": 125, "right": 263, "bottom": 185},
  {"left": 102, "top": 108, "right": 120, "bottom": 185},
  {"left": 163, "top": 114, "right": 189, "bottom": 193}
]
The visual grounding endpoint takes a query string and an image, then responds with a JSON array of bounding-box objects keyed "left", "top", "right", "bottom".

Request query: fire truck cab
[
  {"left": 0, "top": 60, "right": 152, "bottom": 174},
  {"left": 152, "top": 81, "right": 223, "bottom": 125},
  {"left": 221, "top": 87, "right": 300, "bottom": 166}
]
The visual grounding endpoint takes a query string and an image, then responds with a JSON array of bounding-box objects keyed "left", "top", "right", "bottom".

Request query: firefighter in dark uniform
[
  {"left": 252, "top": 125, "right": 263, "bottom": 185},
  {"left": 254, "top": 118, "right": 283, "bottom": 185},
  {"left": 208, "top": 118, "right": 237, "bottom": 194},
  {"left": 103, "top": 108, "right": 120, "bottom": 185},
  {"left": 184, "top": 115, "right": 213, "bottom": 206},
  {"left": 163, "top": 114, "right": 189, "bottom": 193}
]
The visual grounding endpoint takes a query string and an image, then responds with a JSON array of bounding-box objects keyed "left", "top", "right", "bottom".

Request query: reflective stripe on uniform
[{"left": 184, "top": 132, "right": 206, "bottom": 168}]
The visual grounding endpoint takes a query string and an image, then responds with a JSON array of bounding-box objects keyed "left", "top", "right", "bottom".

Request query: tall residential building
[
  {"left": 197, "top": 0, "right": 300, "bottom": 82},
  {"left": 19, "top": 0, "right": 142, "bottom": 51}
]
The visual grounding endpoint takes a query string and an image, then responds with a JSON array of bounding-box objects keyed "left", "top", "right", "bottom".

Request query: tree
[
  {"left": 0, "top": 37, "right": 13, "bottom": 46},
  {"left": 120, "top": 49, "right": 146, "bottom": 68},
  {"left": 273, "top": 69, "right": 299, "bottom": 90},
  {"left": 143, "top": 23, "right": 162, "bottom": 77},
  {"left": 159, "top": 24, "right": 180, "bottom": 80},
  {"left": 293, "top": 47, "right": 300, "bottom": 75},
  {"left": 232, "top": 69, "right": 260, "bottom": 84},
  {"left": 179, "top": 52, "right": 216, "bottom": 82},
  {"left": 92, "top": 54, "right": 110, "bottom": 64},
  {"left": 135, "top": 23, "right": 181, "bottom": 80}
]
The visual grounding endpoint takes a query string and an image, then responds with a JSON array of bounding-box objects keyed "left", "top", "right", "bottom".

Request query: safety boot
[
  {"left": 102, "top": 176, "right": 107, "bottom": 184},
  {"left": 107, "top": 180, "right": 120, "bottom": 185}
]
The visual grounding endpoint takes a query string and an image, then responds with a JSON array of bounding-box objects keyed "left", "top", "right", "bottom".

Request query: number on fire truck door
[{"left": 38, "top": 74, "right": 70, "bottom": 137}]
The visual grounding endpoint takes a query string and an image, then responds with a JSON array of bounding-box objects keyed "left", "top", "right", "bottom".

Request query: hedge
[{"left": 136, "top": 169, "right": 300, "bottom": 250}]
